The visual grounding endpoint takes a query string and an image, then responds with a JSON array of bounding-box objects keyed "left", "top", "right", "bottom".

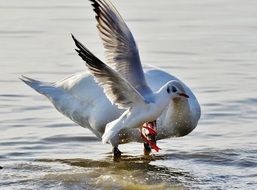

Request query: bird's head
[{"left": 165, "top": 80, "right": 189, "bottom": 100}]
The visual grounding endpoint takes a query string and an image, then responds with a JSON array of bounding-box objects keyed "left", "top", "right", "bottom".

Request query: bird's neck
[{"left": 155, "top": 90, "right": 172, "bottom": 113}]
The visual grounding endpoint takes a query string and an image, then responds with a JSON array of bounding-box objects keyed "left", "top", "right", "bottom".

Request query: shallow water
[{"left": 1, "top": 0, "right": 257, "bottom": 189}]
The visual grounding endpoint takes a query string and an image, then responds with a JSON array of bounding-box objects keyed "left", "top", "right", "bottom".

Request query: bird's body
[
  {"left": 22, "top": 66, "right": 200, "bottom": 146},
  {"left": 21, "top": 0, "right": 201, "bottom": 158}
]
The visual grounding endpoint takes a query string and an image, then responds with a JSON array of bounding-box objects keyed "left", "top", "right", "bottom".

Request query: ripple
[
  {"left": 42, "top": 135, "right": 99, "bottom": 143},
  {"left": 14, "top": 105, "right": 51, "bottom": 111},
  {"left": 149, "top": 50, "right": 198, "bottom": 56},
  {"left": 6, "top": 152, "right": 31, "bottom": 157},
  {"left": 0, "top": 94, "right": 27, "bottom": 98},
  {"left": 0, "top": 30, "right": 44, "bottom": 34},
  {"left": 236, "top": 98, "right": 257, "bottom": 105},
  {"left": 44, "top": 123, "right": 76, "bottom": 128},
  {"left": 163, "top": 148, "right": 257, "bottom": 168},
  {"left": 0, "top": 5, "right": 88, "bottom": 10}
]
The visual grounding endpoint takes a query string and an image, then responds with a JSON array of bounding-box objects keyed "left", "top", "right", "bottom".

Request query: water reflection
[{"left": 37, "top": 155, "right": 195, "bottom": 190}]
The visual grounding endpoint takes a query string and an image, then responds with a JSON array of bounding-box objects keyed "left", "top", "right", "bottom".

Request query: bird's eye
[
  {"left": 167, "top": 87, "right": 170, "bottom": 94},
  {"left": 172, "top": 86, "right": 177, "bottom": 93}
]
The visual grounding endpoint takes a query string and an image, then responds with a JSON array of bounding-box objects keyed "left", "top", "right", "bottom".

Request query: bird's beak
[{"left": 178, "top": 93, "right": 189, "bottom": 98}]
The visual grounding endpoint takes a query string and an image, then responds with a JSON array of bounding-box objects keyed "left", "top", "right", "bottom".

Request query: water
[{"left": 1, "top": 0, "right": 257, "bottom": 189}]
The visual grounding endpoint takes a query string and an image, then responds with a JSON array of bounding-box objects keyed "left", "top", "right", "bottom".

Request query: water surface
[{"left": 1, "top": 0, "right": 257, "bottom": 189}]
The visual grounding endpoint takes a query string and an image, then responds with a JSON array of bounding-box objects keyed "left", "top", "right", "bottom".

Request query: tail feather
[
  {"left": 19, "top": 75, "right": 56, "bottom": 96},
  {"left": 20, "top": 75, "right": 90, "bottom": 127}
]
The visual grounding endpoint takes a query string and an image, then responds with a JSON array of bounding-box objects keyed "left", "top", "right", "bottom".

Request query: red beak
[{"left": 178, "top": 93, "right": 189, "bottom": 98}]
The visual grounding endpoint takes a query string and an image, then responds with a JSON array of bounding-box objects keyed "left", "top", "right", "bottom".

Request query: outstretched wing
[
  {"left": 90, "top": 0, "right": 153, "bottom": 96},
  {"left": 72, "top": 34, "right": 148, "bottom": 109}
]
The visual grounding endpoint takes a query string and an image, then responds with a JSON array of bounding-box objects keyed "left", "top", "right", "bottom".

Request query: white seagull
[
  {"left": 21, "top": 0, "right": 201, "bottom": 159},
  {"left": 72, "top": 34, "right": 189, "bottom": 145}
]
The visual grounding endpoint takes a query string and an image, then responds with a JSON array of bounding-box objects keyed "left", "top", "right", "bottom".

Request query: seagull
[
  {"left": 20, "top": 0, "right": 201, "bottom": 159},
  {"left": 72, "top": 34, "right": 189, "bottom": 145}
]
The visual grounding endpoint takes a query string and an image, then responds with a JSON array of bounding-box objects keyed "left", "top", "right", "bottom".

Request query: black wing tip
[
  {"left": 71, "top": 33, "right": 78, "bottom": 45},
  {"left": 71, "top": 33, "right": 102, "bottom": 67},
  {"left": 71, "top": 34, "right": 86, "bottom": 58},
  {"left": 71, "top": 34, "right": 85, "bottom": 53},
  {"left": 89, "top": 0, "right": 98, "bottom": 8},
  {"left": 89, "top": 0, "right": 102, "bottom": 20}
]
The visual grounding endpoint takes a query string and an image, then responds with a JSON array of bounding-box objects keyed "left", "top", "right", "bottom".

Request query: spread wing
[
  {"left": 90, "top": 0, "right": 153, "bottom": 96},
  {"left": 72, "top": 34, "right": 149, "bottom": 109}
]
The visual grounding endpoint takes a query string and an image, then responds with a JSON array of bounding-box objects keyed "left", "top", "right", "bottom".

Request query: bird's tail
[{"left": 19, "top": 75, "right": 56, "bottom": 97}]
